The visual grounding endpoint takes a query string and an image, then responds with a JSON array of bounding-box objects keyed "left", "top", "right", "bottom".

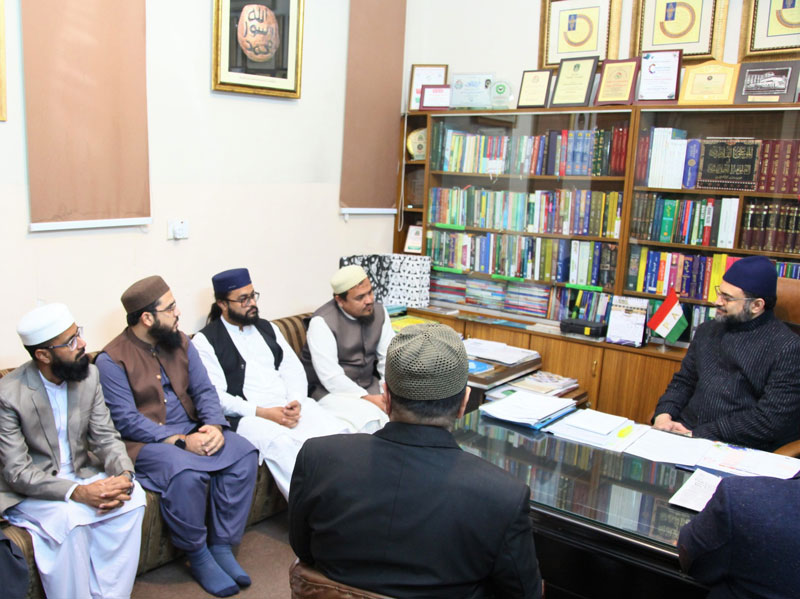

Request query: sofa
[{"left": 0, "top": 313, "right": 312, "bottom": 599}]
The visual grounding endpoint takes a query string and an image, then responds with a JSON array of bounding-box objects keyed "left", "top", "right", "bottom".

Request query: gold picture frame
[
  {"left": 212, "top": 0, "right": 304, "bottom": 98},
  {"left": 539, "top": 0, "right": 622, "bottom": 69},
  {"left": 679, "top": 60, "right": 740, "bottom": 105},
  {"left": 631, "top": 0, "right": 728, "bottom": 62},
  {"left": 1, "top": 0, "right": 6, "bottom": 121},
  {"left": 740, "top": 0, "right": 800, "bottom": 61}
]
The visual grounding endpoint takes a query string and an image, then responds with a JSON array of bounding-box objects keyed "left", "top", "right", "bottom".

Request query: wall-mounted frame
[
  {"left": 0, "top": 0, "right": 6, "bottom": 121},
  {"left": 637, "top": 49, "right": 682, "bottom": 102},
  {"left": 595, "top": 57, "right": 640, "bottom": 105},
  {"left": 631, "top": 0, "right": 728, "bottom": 62},
  {"left": 540, "top": 0, "right": 621, "bottom": 69},
  {"left": 517, "top": 70, "right": 553, "bottom": 108},
  {"left": 408, "top": 64, "right": 448, "bottom": 111},
  {"left": 550, "top": 56, "right": 599, "bottom": 107},
  {"left": 212, "top": 0, "right": 304, "bottom": 98},
  {"left": 734, "top": 60, "right": 800, "bottom": 104},
  {"left": 740, "top": 0, "right": 800, "bottom": 61}
]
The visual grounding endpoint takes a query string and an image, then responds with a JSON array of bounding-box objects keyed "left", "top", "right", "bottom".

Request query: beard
[
  {"left": 227, "top": 305, "right": 259, "bottom": 327},
  {"left": 150, "top": 320, "right": 183, "bottom": 351},
  {"left": 357, "top": 309, "right": 375, "bottom": 324},
  {"left": 714, "top": 308, "right": 753, "bottom": 325},
  {"left": 51, "top": 351, "right": 91, "bottom": 382}
]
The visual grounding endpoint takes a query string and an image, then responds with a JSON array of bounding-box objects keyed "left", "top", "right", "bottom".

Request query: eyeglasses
[
  {"left": 226, "top": 291, "right": 260, "bottom": 306},
  {"left": 47, "top": 326, "right": 84, "bottom": 351},
  {"left": 714, "top": 286, "right": 751, "bottom": 304},
  {"left": 153, "top": 301, "right": 178, "bottom": 314}
]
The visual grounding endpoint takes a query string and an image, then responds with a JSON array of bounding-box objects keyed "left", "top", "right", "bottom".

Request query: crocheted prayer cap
[
  {"left": 17, "top": 303, "right": 74, "bottom": 346},
  {"left": 385, "top": 323, "right": 468, "bottom": 401},
  {"left": 121, "top": 275, "right": 170, "bottom": 314},
  {"left": 331, "top": 265, "right": 368, "bottom": 294},
  {"left": 212, "top": 268, "right": 251, "bottom": 293},
  {"left": 722, "top": 256, "right": 777, "bottom": 300}
]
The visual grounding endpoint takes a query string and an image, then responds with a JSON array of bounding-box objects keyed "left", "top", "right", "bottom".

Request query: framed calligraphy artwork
[
  {"left": 740, "top": 0, "right": 800, "bottom": 61},
  {"left": 540, "top": 0, "right": 622, "bottom": 69},
  {"left": 213, "top": 0, "right": 304, "bottom": 98},
  {"left": 632, "top": 0, "right": 728, "bottom": 62}
]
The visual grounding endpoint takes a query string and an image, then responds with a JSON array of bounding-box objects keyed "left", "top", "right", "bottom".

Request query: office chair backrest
[{"left": 289, "top": 559, "right": 396, "bottom": 599}]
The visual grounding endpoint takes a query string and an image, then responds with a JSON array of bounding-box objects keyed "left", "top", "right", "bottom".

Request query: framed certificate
[
  {"left": 632, "top": 0, "right": 728, "bottom": 62},
  {"left": 517, "top": 70, "right": 552, "bottom": 108},
  {"left": 741, "top": 0, "right": 800, "bottom": 61},
  {"left": 540, "top": 0, "right": 622, "bottom": 69},
  {"left": 637, "top": 50, "right": 682, "bottom": 102},
  {"left": 450, "top": 73, "right": 494, "bottom": 109},
  {"left": 595, "top": 57, "right": 640, "bottom": 105},
  {"left": 734, "top": 60, "right": 800, "bottom": 104},
  {"left": 679, "top": 60, "right": 740, "bottom": 105},
  {"left": 550, "top": 57, "right": 598, "bottom": 107},
  {"left": 408, "top": 64, "right": 448, "bottom": 111},
  {"left": 419, "top": 85, "right": 452, "bottom": 110}
]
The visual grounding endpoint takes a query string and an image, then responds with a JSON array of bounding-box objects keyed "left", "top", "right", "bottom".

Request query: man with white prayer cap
[
  {"left": 0, "top": 303, "right": 146, "bottom": 599},
  {"left": 300, "top": 265, "right": 395, "bottom": 432}
]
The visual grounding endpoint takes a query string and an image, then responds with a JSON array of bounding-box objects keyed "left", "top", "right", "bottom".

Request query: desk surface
[{"left": 453, "top": 411, "right": 694, "bottom": 553}]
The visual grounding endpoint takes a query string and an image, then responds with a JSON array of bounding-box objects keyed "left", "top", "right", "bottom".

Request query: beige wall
[{"left": 0, "top": 0, "right": 394, "bottom": 365}]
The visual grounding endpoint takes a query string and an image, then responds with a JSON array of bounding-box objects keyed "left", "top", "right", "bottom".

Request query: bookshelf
[
  {"left": 395, "top": 105, "right": 800, "bottom": 422},
  {"left": 393, "top": 112, "right": 429, "bottom": 253}
]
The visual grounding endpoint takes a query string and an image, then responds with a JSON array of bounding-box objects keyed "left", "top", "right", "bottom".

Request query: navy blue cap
[
  {"left": 212, "top": 268, "right": 252, "bottom": 294},
  {"left": 722, "top": 256, "right": 777, "bottom": 299}
]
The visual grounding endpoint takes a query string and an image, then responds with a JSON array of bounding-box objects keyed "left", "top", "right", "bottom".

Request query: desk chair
[
  {"left": 289, "top": 559, "right": 395, "bottom": 599},
  {"left": 772, "top": 277, "right": 800, "bottom": 457}
]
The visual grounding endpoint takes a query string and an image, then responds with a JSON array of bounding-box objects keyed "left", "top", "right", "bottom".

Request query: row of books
[
  {"left": 429, "top": 122, "right": 629, "bottom": 176},
  {"left": 626, "top": 248, "right": 739, "bottom": 301},
  {"left": 548, "top": 287, "right": 612, "bottom": 323},
  {"left": 776, "top": 260, "right": 800, "bottom": 279},
  {"left": 429, "top": 273, "right": 554, "bottom": 319},
  {"left": 630, "top": 193, "right": 740, "bottom": 249},
  {"left": 740, "top": 199, "right": 800, "bottom": 254},
  {"left": 635, "top": 130, "right": 800, "bottom": 194},
  {"left": 427, "top": 229, "right": 617, "bottom": 287},
  {"left": 428, "top": 186, "right": 622, "bottom": 238}
]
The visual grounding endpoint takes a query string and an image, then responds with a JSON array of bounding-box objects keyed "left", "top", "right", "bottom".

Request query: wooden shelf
[
  {"left": 431, "top": 171, "right": 625, "bottom": 182},
  {"left": 430, "top": 222, "right": 618, "bottom": 243},
  {"left": 634, "top": 186, "right": 800, "bottom": 200}
]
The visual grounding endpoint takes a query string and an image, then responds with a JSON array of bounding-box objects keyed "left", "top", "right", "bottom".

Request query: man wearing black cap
[
  {"left": 193, "top": 268, "right": 346, "bottom": 499},
  {"left": 96, "top": 275, "right": 259, "bottom": 598},
  {"left": 289, "top": 324, "right": 542, "bottom": 598},
  {"left": 653, "top": 256, "right": 800, "bottom": 451}
]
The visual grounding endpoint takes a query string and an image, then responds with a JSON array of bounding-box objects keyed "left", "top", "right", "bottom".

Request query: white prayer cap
[
  {"left": 331, "top": 265, "right": 368, "bottom": 294},
  {"left": 17, "top": 303, "right": 75, "bottom": 346}
]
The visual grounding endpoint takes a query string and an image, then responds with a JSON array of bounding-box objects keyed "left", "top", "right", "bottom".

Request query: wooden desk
[{"left": 453, "top": 412, "right": 707, "bottom": 599}]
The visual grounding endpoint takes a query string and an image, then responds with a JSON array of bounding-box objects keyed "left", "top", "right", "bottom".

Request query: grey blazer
[{"left": 0, "top": 361, "right": 133, "bottom": 513}]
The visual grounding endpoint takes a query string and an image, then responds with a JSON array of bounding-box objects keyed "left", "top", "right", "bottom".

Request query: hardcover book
[{"left": 697, "top": 139, "right": 761, "bottom": 191}]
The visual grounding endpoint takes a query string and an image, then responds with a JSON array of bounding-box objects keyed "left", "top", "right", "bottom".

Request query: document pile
[
  {"left": 478, "top": 391, "right": 576, "bottom": 430},
  {"left": 543, "top": 409, "right": 649, "bottom": 452},
  {"left": 462, "top": 338, "right": 540, "bottom": 365},
  {"left": 511, "top": 370, "right": 578, "bottom": 395}
]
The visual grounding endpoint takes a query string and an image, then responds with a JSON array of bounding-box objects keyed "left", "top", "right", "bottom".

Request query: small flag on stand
[{"left": 647, "top": 288, "right": 689, "bottom": 343}]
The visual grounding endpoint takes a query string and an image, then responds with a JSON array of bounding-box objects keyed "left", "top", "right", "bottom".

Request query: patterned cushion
[{"left": 273, "top": 313, "right": 312, "bottom": 357}]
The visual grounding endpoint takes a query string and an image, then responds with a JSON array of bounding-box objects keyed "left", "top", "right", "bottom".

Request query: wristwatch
[{"left": 174, "top": 438, "right": 187, "bottom": 450}]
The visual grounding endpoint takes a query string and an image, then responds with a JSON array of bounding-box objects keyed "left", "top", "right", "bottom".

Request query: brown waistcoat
[{"left": 102, "top": 327, "right": 197, "bottom": 460}]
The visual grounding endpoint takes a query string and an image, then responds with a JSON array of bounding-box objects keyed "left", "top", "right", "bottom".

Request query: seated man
[
  {"left": 193, "top": 268, "right": 347, "bottom": 498},
  {"left": 0, "top": 303, "right": 145, "bottom": 599},
  {"left": 96, "top": 276, "right": 259, "bottom": 598},
  {"left": 300, "top": 265, "right": 394, "bottom": 432},
  {"left": 289, "top": 324, "right": 542, "bottom": 598},
  {"left": 653, "top": 256, "right": 800, "bottom": 451},
  {"left": 678, "top": 473, "right": 800, "bottom": 598}
]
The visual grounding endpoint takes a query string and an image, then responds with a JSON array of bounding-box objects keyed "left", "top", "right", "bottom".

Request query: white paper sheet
[
  {"left": 668, "top": 469, "right": 723, "bottom": 512},
  {"left": 696, "top": 443, "right": 800, "bottom": 479},
  {"left": 478, "top": 391, "right": 575, "bottom": 426},
  {"left": 463, "top": 338, "right": 540, "bottom": 365},
  {"left": 562, "top": 409, "right": 628, "bottom": 435},
  {"left": 545, "top": 412, "right": 649, "bottom": 452},
  {"left": 623, "top": 428, "right": 713, "bottom": 466}
]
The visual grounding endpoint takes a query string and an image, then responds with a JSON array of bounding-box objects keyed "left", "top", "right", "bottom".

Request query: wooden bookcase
[{"left": 396, "top": 105, "right": 800, "bottom": 422}]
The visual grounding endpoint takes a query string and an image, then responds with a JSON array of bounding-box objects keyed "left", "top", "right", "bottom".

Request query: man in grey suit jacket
[{"left": 0, "top": 303, "right": 146, "bottom": 599}]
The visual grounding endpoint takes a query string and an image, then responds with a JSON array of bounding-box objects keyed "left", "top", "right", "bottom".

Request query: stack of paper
[
  {"left": 512, "top": 370, "right": 578, "bottom": 395},
  {"left": 544, "top": 409, "right": 649, "bottom": 452},
  {"left": 623, "top": 429, "right": 712, "bottom": 467},
  {"left": 478, "top": 391, "right": 576, "bottom": 430},
  {"left": 463, "top": 338, "right": 540, "bottom": 365}
]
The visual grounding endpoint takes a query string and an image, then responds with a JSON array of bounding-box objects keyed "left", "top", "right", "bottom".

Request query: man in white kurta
[
  {"left": 0, "top": 304, "right": 145, "bottom": 599},
  {"left": 300, "top": 265, "right": 394, "bottom": 433},
  {"left": 193, "top": 268, "right": 347, "bottom": 498}
]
